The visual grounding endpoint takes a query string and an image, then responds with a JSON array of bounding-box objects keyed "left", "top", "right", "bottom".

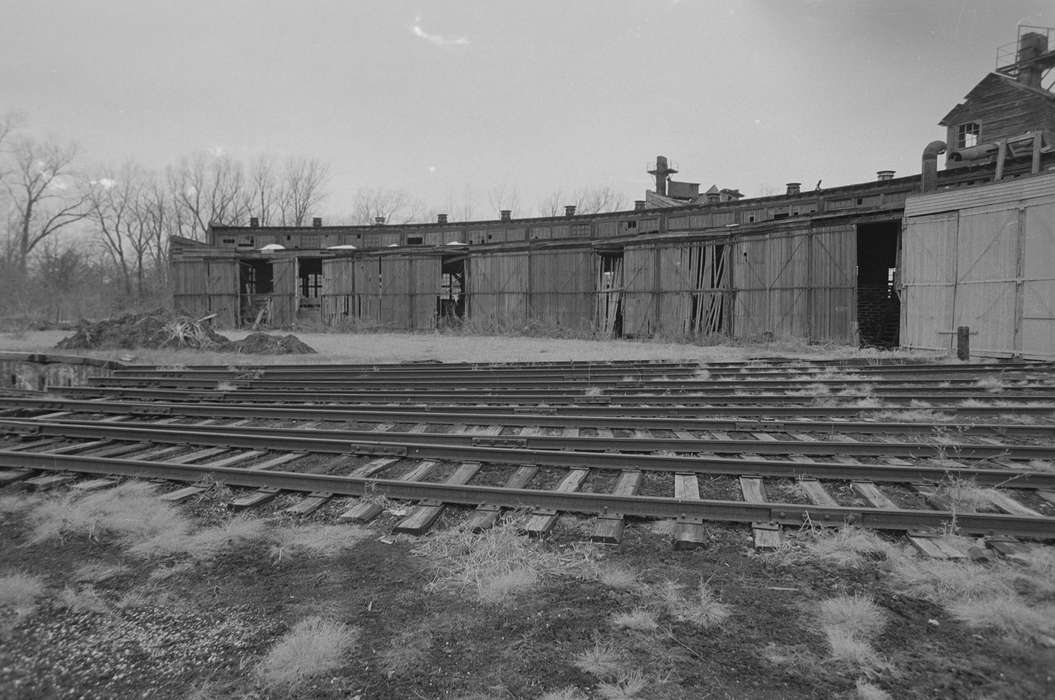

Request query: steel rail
[
  {"left": 21, "top": 416, "right": 1055, "bottom": 461},
  {"left": 3, "top": 396, "right": 1052, "bottom": 436},
  {"left": 2, "top": 450, "right": 1052, "bottom": 538},
  {"left": 56, "top": 384, "right": 1055, "bottom": 404},
  {"left": 40, "top": 387, "right": 1055, "bottom": 416},
  {"left": 3, "top": 419, "right": 1052, "bottom": 488},
  {"left": 84, "top": 375, "right": 1055, "bottom": 392}
]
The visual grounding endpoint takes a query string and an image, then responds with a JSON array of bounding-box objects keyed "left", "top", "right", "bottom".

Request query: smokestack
[
  {"left": 374, "top": 216, "right": 385, "bottom": 225},
  {"left": 634, "top": 200, "right": 646, "bottom": 211},
  {"left": 249, "top": 217, "right": 259, "bottom": 228},
  {"left": 876, "top": 170, "right": 895, "bottom": 182},
  {"left": 564, "top": 205, "right": 576, "bottom": 217},
  {"left": 1017, "top": 31, "right": 1048, "bottom": 89},
  {"left": 647, "top": 155, "right": 677, "bottom": 197},
  {"left": 437, "top": 213, "right": 448, "bottom": 224},
  {"left": 500, "top": 209, "right": 511, "bottom": 222},
  {"left": 786, "top": 182, "right": 801, "bottom": 196},
  {"left": 921, "top": 141, "right": 947, "bottom": 192}
]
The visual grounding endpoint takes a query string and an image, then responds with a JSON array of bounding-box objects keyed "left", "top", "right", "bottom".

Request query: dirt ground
[
  {"left": 0, "top": 329, "right": 937, "bottom": 365},
  {"left": 1, "top": 331, "right": 1050, "bottom": 699}
]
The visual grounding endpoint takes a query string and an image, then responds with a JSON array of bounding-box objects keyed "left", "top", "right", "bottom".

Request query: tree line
[{"left": 0, "top": 113, "right": 627, "bottom": 326}]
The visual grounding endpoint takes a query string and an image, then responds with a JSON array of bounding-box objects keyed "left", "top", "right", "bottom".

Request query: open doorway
[
  {"left": 297, "top": 257, "right": 323, "bottom": 324},
  {"left": 856, "top": 221, "right": 900, "bottom": 348},
  {"left": 439, "top": 254, "right": 466, "bottom": 326},
  {"left": 239, "top": 259, "right": 274, "bottom": 326},
  {"left": 596, "top": 250, "right": 624, "bottom": 337}
]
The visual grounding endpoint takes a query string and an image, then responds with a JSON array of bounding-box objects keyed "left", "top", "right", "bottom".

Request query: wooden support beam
[{"left": 591, "top": 470, "right": 642, "bottom": 544}]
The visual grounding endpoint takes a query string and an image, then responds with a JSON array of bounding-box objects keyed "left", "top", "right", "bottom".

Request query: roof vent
[
  {"left": 374, "top": 216, "right": 385, "bottom": 225},
  {"left": 312, "top": 217, "right": 322, "bottom": 228},
  {"left": 437, "top": 213, "right": 448, "bottom": 224},
  {"left": 500, "top": 210, "right": 511, "bottom": 222},
  {"left": 876, "top": 170, "right": 895, "bottom": 181},
  {"left": 249, "top": 216, "right": 260, "bottom": 228},
  {"left": 786, "top": 182, "right": 801, "bottom": 196},
  {"left": 634, "top": 200, "right": 645, "bottom": 211},
  {"left": 564, "top": 205, "right": 576, "bottom": 217}
]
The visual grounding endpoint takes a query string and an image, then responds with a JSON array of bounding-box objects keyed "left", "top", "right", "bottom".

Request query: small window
[
  {"left": 222, "top": 237, "right": 236, "bottom": 244},
  {"left": 957, "top": 122, "right": 980, "bottom": 148},
  {"left": 407, "top": 235, "right": 423, "bottom": 245},
  {"left": 856, "top": 198, "right": 863, "bottom": 206}
]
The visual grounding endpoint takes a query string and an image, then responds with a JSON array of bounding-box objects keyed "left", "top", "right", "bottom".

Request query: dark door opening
[
  {"left": 439, "top": 255, "right": 466, "bottom": 326},
  {"left": 856, "top": 221, "right": 901, "bottom": 348},
  {"left": 239, "top": 259, "right": 274, "bottom": 326},
  {"left": 597, "top": 251, "right": 624, "bottom": 337},
  {"left": 298, "top": 258, "right": 323, "bottom": 307}
]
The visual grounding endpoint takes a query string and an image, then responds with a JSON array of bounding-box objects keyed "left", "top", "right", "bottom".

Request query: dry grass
[
  {"left": 538, "top": 687, "right": 589, "bottom": 700},
  {"left": 597, "top": 671, "right": 648, "bottom": 699},
  {"left": 793, "top": 526, "right": 902, "bottom": 568},
  {"left": 254, "top": 615, "right": 359, "bottom": 691},
  {"left": 0, "top": 570, "right": 46, "bottom": 618},
  {"left": 572, "top": 641, "right": 623, "bottom": 679},
  {"left": 57, "top": 585, "right": 110, "bottom": 615},
  {"left": 932, "top": 479, "right": 1000, "bottom": 514},
  {"left": 591, "top": 564, "right": 639, "bottom": 591},
  {"left": 611, "top": 608, "right": 659, "bottom": 632},
  {"left": 817, "top": 594, "right": 888, "bottom": 674},
  {"left": 411, "top": 521, "right": 573, "bottom": 603},
  {"left": 947, "top": 594, "right": 1055, "bottom": 638},
  {"left": 377, "top": 629, "right": 433, "bottom": 678},
  {"left": 128, "top": 515, "right": 267, "bottom": 560},
  {"left": 268, "top": 522, "right": 371, "bottom": 562},
  {"left": 855, "top": 678, "right": 893, "bottom": 699},
  {"left": 73, "top": 562, "right": 130, "bottom": 583},
  {"left": 658, "top": 580, "right": 731, "bottom": 627}
]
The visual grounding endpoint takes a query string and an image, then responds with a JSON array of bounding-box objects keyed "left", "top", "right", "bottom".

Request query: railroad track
[{"left": 2, "top": 357, "right": 1054, "bottom": 555}]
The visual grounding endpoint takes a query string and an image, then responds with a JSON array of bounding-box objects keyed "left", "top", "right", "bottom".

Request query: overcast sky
[{"left": 1, "top": 0, "right": 1051, "bottom": 218}]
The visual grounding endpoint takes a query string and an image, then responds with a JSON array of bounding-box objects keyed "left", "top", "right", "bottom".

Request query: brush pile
[{"left": 55, "top": 311, "right": 316, "bottom": 354}]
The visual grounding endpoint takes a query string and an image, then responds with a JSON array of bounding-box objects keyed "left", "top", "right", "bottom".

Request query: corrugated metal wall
[{"left": 901, "top": 172, "right": 1055, "bottom": 359}]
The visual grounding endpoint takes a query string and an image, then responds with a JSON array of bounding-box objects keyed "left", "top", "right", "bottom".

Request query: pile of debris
[
  {"left": 233, "top": 333, "right": 316, "bottom": 355},
  {"left": 55, "top": 311, "right": 316, "bottom": 355}
]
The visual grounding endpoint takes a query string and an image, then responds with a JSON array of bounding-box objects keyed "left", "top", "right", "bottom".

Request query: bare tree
[
  {"left": 537, "top": 186, "right": 626, "bottom": 216},
  {"left": 2, "top": 136, "right": 89, "bottom": 277},
  {"left": 35, "top": 236, "right": 85, "bottom": 323},
  {"left": 167, "top": 151, "right": 251, "bottom": 240},
  {"left": 487, "top": 183, "right": 520, "bottom": 218},
  {"left": 278, "top": 156, "right": 329, "bottom": 226},
  {"left": 85, "top": 162, "right": 168, "bottom": 299},
  {"left": 348, "top": 187, "right": 426, "bottom": 225},
  {"left": 247, "top": 154, "right": 280, "bottom": 226}
]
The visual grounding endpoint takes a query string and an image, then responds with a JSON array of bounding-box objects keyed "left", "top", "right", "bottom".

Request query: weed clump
[{"left": 255, "top": 616, "right": 359, "bottom": 691}]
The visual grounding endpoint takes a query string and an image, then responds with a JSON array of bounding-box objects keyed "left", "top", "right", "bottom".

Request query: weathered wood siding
[
  {"left": 529, "top": 248, "right": 595, "bottom": 331},
  {"left": 321, "top": 258, "right": 356, "bottom": 325},
  {"left": 172, "top": 258, "right": 209, "bottom": 319},
  {"left": 270, "top": 257, "right": 298, "bottom": 327},
  {"left": 728, "top": 225, "right": 855, "bottom": 343},
  {"left": 901, "top": 172, "right": 1055, "bottom": 359},
  {"left": 467, "top": 251, "right": 530, "bottom": 328}
]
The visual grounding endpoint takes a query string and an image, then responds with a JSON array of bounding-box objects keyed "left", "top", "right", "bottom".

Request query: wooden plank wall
[
  {"left": 321, "top": 258, "right": 356, "bottom": 326},
  {"left": 621, "top": 245, "right": 656, "bottom": 337},
  {"left": 730, "top": 225, "right": 856, "bottom": 343},
  {"left": 205, "top": 259, "right": 239, "bottom": 327},
  {"left": 467, "top": 251, "right": 530, "bottom": 328},
  {"left": 266, "top": 258, "right": 297, "bottom": 327},
  {"left": 902, "top": 174, "right": 1055, "bottom": 359},
  {"left": 529, "top": 249, "right": 595, "bottom": 331},
  {"left": 899, "top": 213, "right": 958, "bottom": 352},
  {"left": 172, "top": 259, "right": 210, "bottom": 319}
]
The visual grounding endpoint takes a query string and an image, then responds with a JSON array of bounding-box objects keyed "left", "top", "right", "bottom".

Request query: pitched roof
[{"left": 941, "top": 72, "right": 1055, "bottom": 125}]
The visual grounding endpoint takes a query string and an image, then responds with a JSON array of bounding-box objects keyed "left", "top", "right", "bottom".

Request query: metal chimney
[
  {"left": 564, "top": 205, "right": 576, "bottom": 217},
  {"left": 647, "top": 156, "right": 677, "bottom": 197},
  {"left": 786, "top": 183, "right": 801, "bottom": 196},
  {"left": 312, "top": 217, "right": 322, "bottom": 228},
  {"left": 876, "top": 170, "right": 895, "bottom": 181},
  {"left": 500, "top": 210, "right": 511, "bottom": 222},
  {"left": 1017, "top": 31, "right": 1049, "bottom": 89}
]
